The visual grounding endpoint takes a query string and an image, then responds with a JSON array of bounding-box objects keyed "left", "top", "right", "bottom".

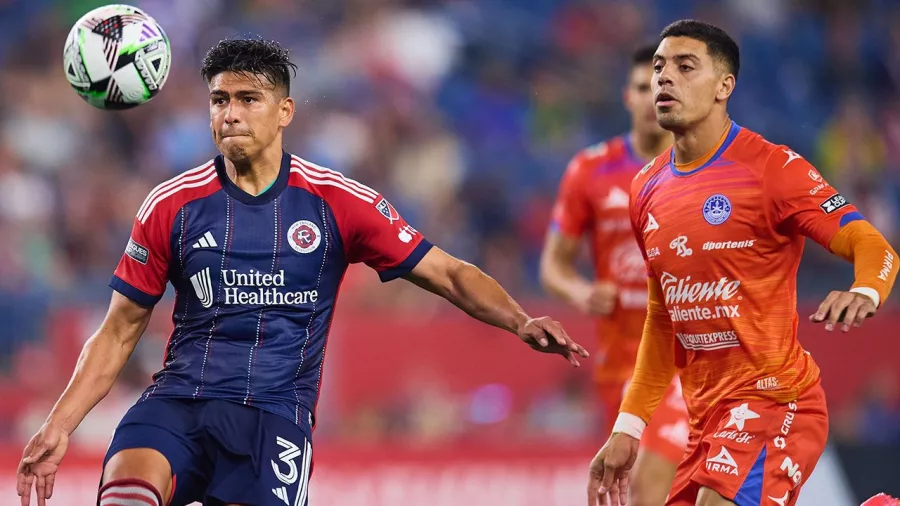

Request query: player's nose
[
  {"left": 223, "top": 102, "right": 241, "bottom": 124},
  {"left": 656, "top": 64, "right": 674, "bottom": 87}
]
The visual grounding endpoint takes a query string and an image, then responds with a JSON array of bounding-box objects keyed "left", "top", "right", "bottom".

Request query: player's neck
[
  {"left": 224, "top": 144, "right": 284, "bottom": 196},
  {"left": 630, "top": 131, "right": 673, "bottom": 161},
  {"left": 672, "top": 114, "right": 732, "bottom": 166}
]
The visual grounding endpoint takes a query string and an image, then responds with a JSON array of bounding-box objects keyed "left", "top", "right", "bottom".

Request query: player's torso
[
  {"left": 632, "top": 126, "right": 818, "bottom": 420},
  {"left": 174, "top": 188, "right": 341, "bottom": 321},
  {"left": 148, "top": 156, "right": 346, "bottom": 422},
  {"left": 577, "top": 138, "right": 652, "bottom": 383}
]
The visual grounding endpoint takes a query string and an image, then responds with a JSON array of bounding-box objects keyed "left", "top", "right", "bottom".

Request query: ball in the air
[{"left": 63, "top": 4, "right": 171, "bottom": 110}]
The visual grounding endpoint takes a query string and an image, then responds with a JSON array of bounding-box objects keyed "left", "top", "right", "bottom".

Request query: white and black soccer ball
[{"left": 63, "top": 4, "right": 171, "bottom": 110}]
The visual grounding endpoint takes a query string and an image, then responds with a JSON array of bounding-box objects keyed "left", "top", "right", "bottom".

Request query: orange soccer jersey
[
  {"left": 626, "top": 122, "right": 865, "bottom": 427},
  {"left": 551, "top": 135, "right": 650, "bottom": 387}
]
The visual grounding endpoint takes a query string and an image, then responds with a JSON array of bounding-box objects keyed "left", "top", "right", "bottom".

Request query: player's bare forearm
[
  {"left": 46, "top": 291, "right": 152, "bottom": 435},
  {"left": 539, "top": 231, "right": 593, "bottom": 306},
  {"left": 407, "top": 247, "right": 589, "bottom": 365},
  {"left": 407, "top": 247, "right": 527, "bottom": 333}
]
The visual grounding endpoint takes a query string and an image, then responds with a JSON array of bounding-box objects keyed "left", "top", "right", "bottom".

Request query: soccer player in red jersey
[
  {"left": 540, "top": 45, "right": 687, "bottom": 505},
  {"left": 586, "top": 20, "right": 898, "bottom": 506},
  {"left": 15, "top": 39, "right": 588, "bottom": 506}
]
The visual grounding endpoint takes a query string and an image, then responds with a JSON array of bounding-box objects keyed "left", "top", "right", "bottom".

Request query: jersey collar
[
  {"left": 215, "top": 151, "right": 291, "bottom": 205},
  {"left": 669, "top": 121, "right": 741, "bottom": 176}
]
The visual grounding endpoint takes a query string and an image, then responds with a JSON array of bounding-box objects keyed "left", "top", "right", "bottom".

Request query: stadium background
[{"left": 1, "top": 0, "right": 899, "bottom": 504}]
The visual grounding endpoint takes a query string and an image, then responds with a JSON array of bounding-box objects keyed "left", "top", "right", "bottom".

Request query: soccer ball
[{"left": 63, "top": 4, "right": 171, "bottom": 110}]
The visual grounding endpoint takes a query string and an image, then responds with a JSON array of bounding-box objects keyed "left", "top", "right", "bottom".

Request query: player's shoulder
[
  {"left": 629, "top": 148, "right": 671, "bottom": 197},
  {"left": 566, "top": 135, "right": 631, "bottom": 176},
  {"left": 287, "top": 153, "right": 381, "bottom": 205},
  {"left": 726, "top": 126, "right": 809, "bottom": 175},
  {"left": 136, "top": 158, "right": 220, "bottom": 225}
]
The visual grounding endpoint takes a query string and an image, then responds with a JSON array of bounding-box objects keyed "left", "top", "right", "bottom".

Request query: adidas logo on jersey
[
  {"left": 706, "top": 447, "right": 739, "bottom": 476},
  {"left": 192, "top": 231, "right": 218, "bottom": 249}
]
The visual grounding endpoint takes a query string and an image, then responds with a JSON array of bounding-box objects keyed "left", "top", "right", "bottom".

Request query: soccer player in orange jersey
[
  {"left": 586, "top": 20, "right": 898, "bottom": 506},
  {"left": 540, "top": 45, "right": 688, "bottom": 506}
]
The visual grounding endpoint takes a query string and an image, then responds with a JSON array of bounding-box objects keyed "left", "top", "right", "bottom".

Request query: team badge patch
[
  {"left": 287, "top": 220, "right": 322, "bottom": 254},
  {"left": 125, "top": 238, "right": 149, "bottom": 264},
  {"left": 702, "top": 194, "right": 732, "bottom": 225},
  {"left": 376, "top": 198, "right": 400, "bottom": 224},
  {"left": 820, "top": 194, "right": 849, "bottom": 214}
]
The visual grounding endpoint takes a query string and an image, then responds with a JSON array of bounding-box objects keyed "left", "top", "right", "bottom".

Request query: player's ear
[
  {"left": 716, "top": 73, "right": 736, "bottom": 103},
  {"left": 279, "top": 96, "right": 295, "bottom": 128}
]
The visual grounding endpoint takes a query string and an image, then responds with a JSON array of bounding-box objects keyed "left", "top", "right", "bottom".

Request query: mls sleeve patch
[
  {"left": 125, "top": 237, "right": 150, "bottom": 264},
  {"left": 819, "top": 194, "right": 849, "bottom": 214}
]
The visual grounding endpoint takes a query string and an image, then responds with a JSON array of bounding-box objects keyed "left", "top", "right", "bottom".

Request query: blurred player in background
[
  {"left": 15, "top": 39, "right": 588, "bottom": 506},
  {"left": 539, "top": 44, "right": 686, "bottom": 505},
  {"left": 588, "top": 19, "right": 898, "bottom": 506}
]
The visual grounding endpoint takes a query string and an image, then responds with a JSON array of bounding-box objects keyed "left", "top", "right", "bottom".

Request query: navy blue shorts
[{"left": 103, "top": 398, "right": 313, "bottom": 506}]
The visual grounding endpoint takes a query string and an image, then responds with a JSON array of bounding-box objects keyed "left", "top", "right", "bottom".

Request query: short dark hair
[
  {"left": 659, "top": 19, "right": 740, "bottom": 78},
  {"left": 631, "top": 44, "right": 658, "bottom": 67},
  {"left": 200, "top": 39, "right": 298, "bottom": 95}
]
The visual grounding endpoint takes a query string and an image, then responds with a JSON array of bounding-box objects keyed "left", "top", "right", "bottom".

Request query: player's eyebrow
[
  {"left": 654, "top": 53, "right": 701, "bottom": 64},
  {"left": 209, "top": 89, "right": 264, "bottom": 99}
]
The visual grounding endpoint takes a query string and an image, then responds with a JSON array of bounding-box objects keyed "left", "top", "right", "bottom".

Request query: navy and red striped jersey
[{"left": 111, "top": 152, "right": 432, "bottom": 427}]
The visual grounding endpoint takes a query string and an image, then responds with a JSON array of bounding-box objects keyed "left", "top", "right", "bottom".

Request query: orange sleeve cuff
[
  {"left": 828, "top": 221, "right": 898, "bottom": 307},
  {"left": 619, "top": 277, "right": 677, "bottom": 423}
]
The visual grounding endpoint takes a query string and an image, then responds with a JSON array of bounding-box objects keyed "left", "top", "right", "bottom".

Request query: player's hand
[
  {"left": 809, "top": 290, "right": 878, "bottom": 332},
  {"left": 587, "top": 432, "right": 639, "bottom": 506},
  {"left": 575, "top": 280, "right": 618, "bottom": 317},
  {"left": 517, "top": 316, "right": 589, "bottom": 367},
  {"left": 17, "top": 422, "right": 69, "bottom": 506}
]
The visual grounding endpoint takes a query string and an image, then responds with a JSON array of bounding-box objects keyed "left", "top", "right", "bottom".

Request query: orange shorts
[
  {"left": 666, "top": 382, "right": 829, "bottom": 506},
  {"left": 598, "top": 378, "right": 689, "bottom": 464}
]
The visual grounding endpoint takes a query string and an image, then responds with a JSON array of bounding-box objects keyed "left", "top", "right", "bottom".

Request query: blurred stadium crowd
[{"left": 0, "top": 0, "right": 899, "bottom": 462}]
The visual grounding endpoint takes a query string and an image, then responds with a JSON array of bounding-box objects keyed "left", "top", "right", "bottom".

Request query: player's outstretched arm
[
  {"left": 405, "top": 246, "right": 589, "bottom": 366},
  {"left": 810, "top": 221, "right": 898, "bottom": 331},
  {"left": 16, "top": 291, "right": 152, "bottom": 506},
  {"left": 588, "top": 276, "right": 675, "bottom": 506},
  {"left": 763, "top": 149, "right": 897, "bottom": 331},
  {"left": 540, "top": 230, "right": 617, "bottom": 316}
]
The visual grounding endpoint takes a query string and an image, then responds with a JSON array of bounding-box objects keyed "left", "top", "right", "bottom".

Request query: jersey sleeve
[
  {"left": 629, "top": 177, "right": 655, "bottom": 277},
  {"left": 619, "top": 277, "right": 677, "bottom": 424},
  {"left": 109, "top": 208, "right": 172, "bottom": 307},
  {"left": 550, "top": 154, "right": 593, "bottom": 238},
  {"left": 331, "top": 191, "right": 433, "bottom": 282},
  {"left": 765, "top": 148, "right": 864, "bottom": 249}
]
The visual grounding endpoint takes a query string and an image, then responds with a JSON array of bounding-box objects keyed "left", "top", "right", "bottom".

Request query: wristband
[
  {"left": 611, "top": 412, "right": 646, "bottom": 440},
  {"left": 850, "top": 287, "right": 880, "bottom": 308}
]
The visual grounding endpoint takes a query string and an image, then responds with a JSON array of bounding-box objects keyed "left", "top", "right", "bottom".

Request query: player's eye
[
  {"left": 653, "top": 64, "right": 663, "bottom": 73},
  {"left": 680, "top": 64, "right": 693, "bottom": 72},
  {"left": 244, "top": 97, "right": 256, "bottom": 104},
  {"left": 212, "top": 98, "right": 226, "bottom": 105}
]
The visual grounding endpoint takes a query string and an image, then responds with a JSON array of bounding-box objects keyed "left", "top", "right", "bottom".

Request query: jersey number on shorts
[{"left": 271, "top": 436, "right": 312, "bottom": 506}]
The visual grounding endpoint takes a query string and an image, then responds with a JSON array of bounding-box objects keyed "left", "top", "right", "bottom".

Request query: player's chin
[
  {"left": 218, "top": 138, "right": 252, "bottom": 159},
  {"left": 656, "top": 113, "right": 683, "bottom": 131}
]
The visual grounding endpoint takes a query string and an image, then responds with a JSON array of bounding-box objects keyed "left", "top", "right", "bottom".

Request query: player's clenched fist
[
  {"left": 575, "top": 280, "right": 619, "bottom": 317},
  {"left": 517, "top": 316, "right": 589, "bottom": 367},
  {"left": 17, "top": 423, "right": 69, "bottom": 506},
  {"left": 809, "top": 290, "right": 878, "bottom": 332},
  {"left": 587, "top": 432, "right": 639, "bottom": 506}
]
